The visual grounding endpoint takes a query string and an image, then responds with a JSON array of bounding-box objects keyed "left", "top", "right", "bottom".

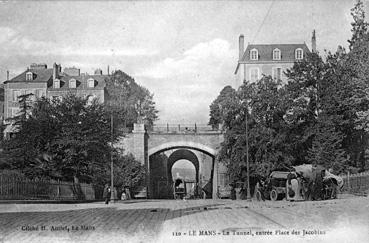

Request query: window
[
  {"left": 87, "top": 78, "right": 95, "bottom": 88},
  {"left": 54, "top": 79, "right": 60, "bottom": 89},
  {"left": 272, "top": 67, "right": 282, "bottom": 80},
  {"left": 295, "top": 48, "right": 303, "bottom": 60},
  {"left": 11, "top": 108, "right": 20, "bottom": 117},
  {"left": 218, "top": 173, "right": 230, "bottom": 187},
  {"left": 35, "top": 89, "right": 45, "bottom": 98},
  {"left": 25, "top": 90, "right": 35, "bottom": 101},
  {"left": 250, "top": 68, "right": 259, "bottom": 82},
  {"left": 12, "top": 90, "right": 21, "bottom": 101},
  {"left": 26, "top": 72, "right": 33, "bottom": 81},
  {"left": 273, "top": 48, "right": 281, "bottom": 60},
  {"left": 69, "top": 79, "right": 76, "bottom": 88},
  {"left": 250, "top": 49, "right": 258, "bottom": 60},
  {"left": 25, "top": 90, "right": 33, "bottom": 95}
]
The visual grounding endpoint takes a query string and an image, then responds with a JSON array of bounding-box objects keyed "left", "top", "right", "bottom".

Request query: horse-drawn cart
[{"left": 173, "top": 178, "right": 186, "bottom": 199}]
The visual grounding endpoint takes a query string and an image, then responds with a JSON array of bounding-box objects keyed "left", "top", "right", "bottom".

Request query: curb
[{"left": 0, "top": 200, "right": 103, "bottom": 204}]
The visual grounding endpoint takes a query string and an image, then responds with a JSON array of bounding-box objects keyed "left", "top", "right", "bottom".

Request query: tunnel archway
[
  {"left": 167, "top": 149, "right": 199, "bottom": 185},
  {"left": 172, "top": 160, "right": 196, "bottom": 181},
  {"left": 148, "top": 141, "right": 217, "bottom": 158},
  {"left": 148, "top": 145, "right": 215, "bottom": 199}
]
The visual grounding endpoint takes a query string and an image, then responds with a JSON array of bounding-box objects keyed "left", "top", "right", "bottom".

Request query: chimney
[
  {"left": 107, "top": 65, "right": 110, "bottom": 76},
  {"left": 53, "top": 63, "right": 59, "bottom": 81},
  {"left": 6, "top": 70, "right": 9, "bottom": 81},
  {"left": 239, "top": 34, "right": 244, "bottom": 61},
  {"left": 312, "top": 30, "right": 316, "bottom": 53},
  {"left": 94, "top": 69, "right": 103, "bottom": 75}
]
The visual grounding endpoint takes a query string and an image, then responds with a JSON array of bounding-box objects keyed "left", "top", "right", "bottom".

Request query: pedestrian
[
  {"left": 230, "top": 182, "right": 236, "bottom": 200},
  {"left": 121, "top": 191, "right": 127, "bottom": 201},
  {"left": 125, "top": 187, "right": 131, "bottom": 200},
  {"left": 103, "top": 184, "right": 111, "bottom": 204}
]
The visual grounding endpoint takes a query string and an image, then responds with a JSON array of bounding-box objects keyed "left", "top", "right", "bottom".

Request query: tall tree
[
  {"left": 349, "top": 0, "right": 369, "bottom": 50},
  {"left": 216, "top": 0, "right": 369, "bottom": 176},
  {"left": 1, "top": 93, "right": 37, "bottom": 173},
  {"left": 208, "top": 85, "right": 238, "bottom": 130},
  {"left": 2, "top": 94, "right": 115, "bottom": 183},
  {"left": 105, "top": 70, "right": 158, "bottom": 131},
  {"left": 51, "top": 94, "right": 113, "bottom": 183},
  {"left": 344, "top": 1, "right": 369, "bottom": 170},
  {"left": 306, "top": 114, "right": 348, "bottom": 173},
  {"left": 218, "top": 77, "right": 292, "bottom": 180},
  {"left": 284, "top": 52, "right": 326, "bottom": 164},
  {"left": 106, "top": 153, "right": 145, "bottom": 192}
]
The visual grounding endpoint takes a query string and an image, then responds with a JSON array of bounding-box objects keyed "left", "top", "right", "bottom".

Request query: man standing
[{"left": 103, "top": 184, "right": 111, "bottom": 204}]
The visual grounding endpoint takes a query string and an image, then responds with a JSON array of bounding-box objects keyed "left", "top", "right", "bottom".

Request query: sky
[{"left": 0, "top": 0, "right": 358, "bottom": 124}]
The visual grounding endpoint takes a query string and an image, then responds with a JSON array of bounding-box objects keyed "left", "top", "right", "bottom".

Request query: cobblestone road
[{"left": 0, "top": 196, "right": 368, "bottom": 243}]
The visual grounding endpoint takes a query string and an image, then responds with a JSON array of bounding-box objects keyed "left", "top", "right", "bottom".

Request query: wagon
[
  {"left": 173, "top": 178, "right": 186, "bottom": 199},
  {"left": 267, "top": 171, "right": 290, "bottom": 200},
  {"left": 255, "top": 171, "right": 304, "bottom": 201},
  {"left": 255, "top": 171, "right": 289, "bottom": 201}
]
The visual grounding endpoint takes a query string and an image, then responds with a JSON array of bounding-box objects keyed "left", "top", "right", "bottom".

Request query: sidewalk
[{"left": 0, "top": 199, "right": 102, "bottom": 204}]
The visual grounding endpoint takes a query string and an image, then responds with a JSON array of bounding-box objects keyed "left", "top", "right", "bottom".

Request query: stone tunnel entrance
[
  {"left": 149, "top": 147, "right": 215, "bottom": 199},
  {"left": 119, "top": 124, "right": 225, "bottom": 199}
]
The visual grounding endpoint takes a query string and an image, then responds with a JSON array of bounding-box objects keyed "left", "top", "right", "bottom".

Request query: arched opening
[
  {"left": 172, "top": 159, "right": 196, "bottom": 181},
  {"left": 172, "top": 160, "right": 197, "bottom": 199},
  {"left": 148, "top": 147, "right": 215, "bottom": 199}
]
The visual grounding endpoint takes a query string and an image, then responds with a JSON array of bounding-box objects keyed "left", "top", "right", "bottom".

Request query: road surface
[{"left": 0, "top": 195, "right": 368, "bottom": 243}]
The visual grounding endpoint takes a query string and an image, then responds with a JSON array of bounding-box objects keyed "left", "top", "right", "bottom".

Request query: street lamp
[
  {"left": 110, "top": 113, "right": 115, "bottom": 202},
  {"left": 245, "top": 99, "right": 251, "bottom": 201}
]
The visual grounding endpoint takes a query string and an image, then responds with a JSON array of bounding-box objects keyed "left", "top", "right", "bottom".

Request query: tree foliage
[
  {"left": 218, "top": 77, "right": 294, "bottom": 180},
  {"left": 109, "top": 153, "right": 145, "bottom": 192},
  {"left": 1, "top": 94, "right": 116, "bottom": 183},
  {"left": 215, "top": 0, "right": 369, "bottom": 178},
  {"left": 1, "top": 68, "right": 158, "bottom": 186},
  {"left": 105, "top": 70, "right": 158, "bottom": 131},
  {"left": 349, "top": 0, "right": 369, "bottom": 50}
]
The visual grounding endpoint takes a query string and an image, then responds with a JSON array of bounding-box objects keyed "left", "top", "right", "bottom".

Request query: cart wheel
[
  {"left": 270, "top": 189, "right": 279, "bottom": 201},
  {"left": 331, "top": 185, "right": 337, "bottom": 199},
  {"left": 256, "top": 190, "right": 262, "bottom": 201}
]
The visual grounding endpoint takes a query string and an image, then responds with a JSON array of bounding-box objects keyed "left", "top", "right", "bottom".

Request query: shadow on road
[{"left": 0, "top": 202, "right": 226, "bottom": 239}]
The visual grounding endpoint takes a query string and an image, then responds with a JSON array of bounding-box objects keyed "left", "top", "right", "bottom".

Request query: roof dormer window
[
  {"left": 273, "top": 48, "right": 281, "bottom": 60},
  {"left": 54, "top": 79, "right": 60, "bottom": 89},
  {"left": 250, "top": 49, "right": 258, "bottom": 60},
  {"left": 69, "top": 78, "right": 76, "bottom": 88},
  {"left": 295, "top": 48, "right": 304, "bottom": 60},
  {"left": 26, "top": 72, "right": 33, "bottom": 81},
  {"left": 87, "top": 78, "right": 95, "bottom": 88}
]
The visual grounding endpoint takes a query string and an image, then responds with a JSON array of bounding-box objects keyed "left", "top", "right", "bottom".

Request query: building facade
[
  {"left": 0, "top": 83, "right": 4, "bottom": 123},
  {"left": 235, "top": 30, "right": 316, "bottom": 85},
  {"left": 3, "top": 63, "right": 108, "bottom": 135}
]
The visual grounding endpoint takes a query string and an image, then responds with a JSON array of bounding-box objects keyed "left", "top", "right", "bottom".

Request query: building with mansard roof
[
  {"left": 3, "top": 63, "right": 109, "bottom": 137},
  {"left": 0, "top": 83, "right": 4, "bottom": 123},
  {"left": 235, "top": 30, "right": 316, "bottom": 85}
]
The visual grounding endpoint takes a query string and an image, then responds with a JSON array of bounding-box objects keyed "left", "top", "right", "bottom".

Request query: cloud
[
  {"left": 135, "top": 39, "right": 237, "bottom": 123},
  {"left": 0, "top": 26, "right": 158, "bottom": 57},
  {"left": 137, "top": 38, "right": 234, "bottom": 79},
  {"left": 59, "top": 48, "right": 158, "bottom": 57},
  {"left": 0, "top": 27, "right": 17, "bottom": 44}
]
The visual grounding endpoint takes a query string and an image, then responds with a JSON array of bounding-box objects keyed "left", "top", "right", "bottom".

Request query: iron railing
[
  {"left": 0, "top": 174, "right": 100, "bottom": 200},
  {"left": 151, "top": 124, "right": 220, "bottom": 134},
  {"left": 340, "top": 171, "right": 369, "bottom": 194}
]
